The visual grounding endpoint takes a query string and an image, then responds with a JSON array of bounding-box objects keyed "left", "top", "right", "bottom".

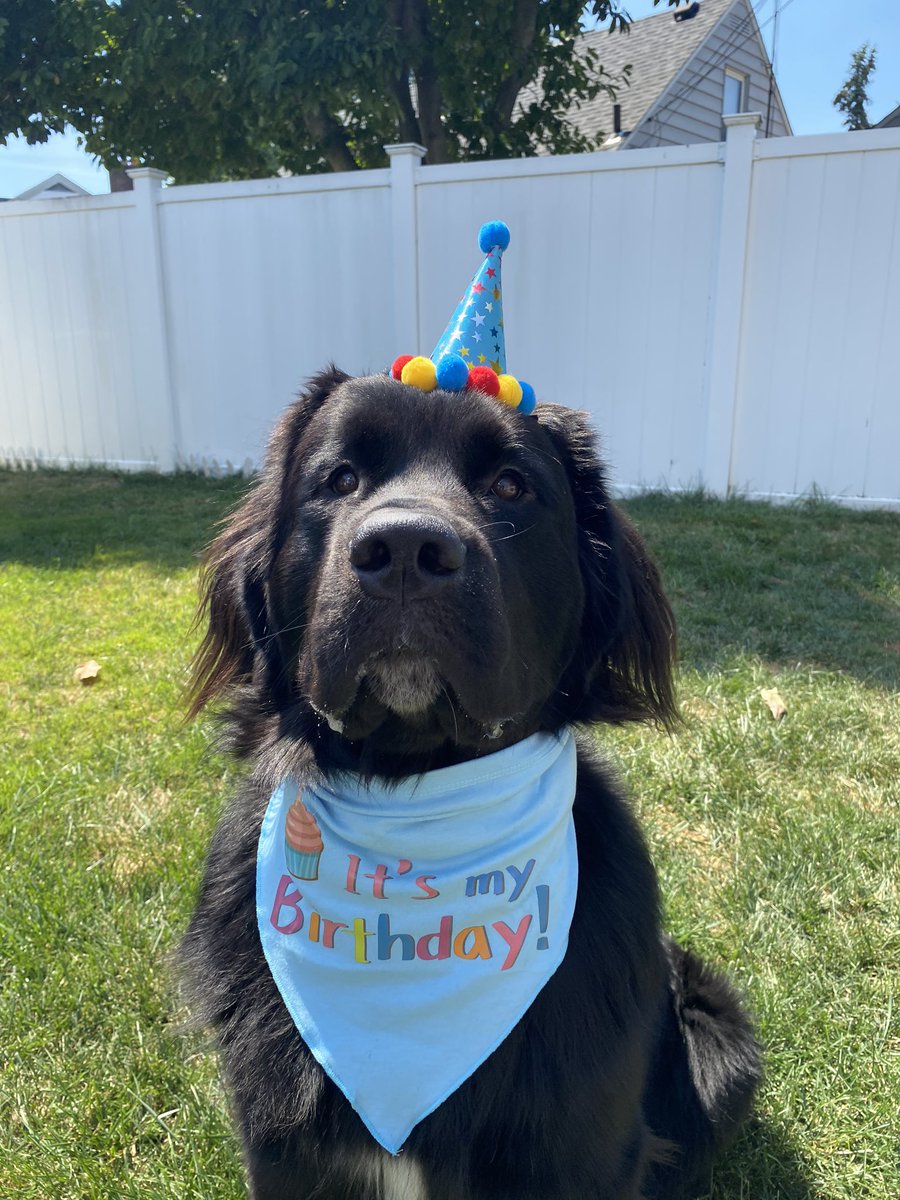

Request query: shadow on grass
[
  {"left": 700, "top": 1116, "right": 816, "bottom": 1199},
  {"left": 2, "top": 472, "right": 897, "bottom": 690},
  {"left": 0, "top": 469, "right": 249, "bottom": 573},
  {"left": 625, "top": 491, "right": 900, "bottom": 691}
]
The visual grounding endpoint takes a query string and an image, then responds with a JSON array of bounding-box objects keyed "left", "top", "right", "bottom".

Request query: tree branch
[{"left": 303, "top": 104, "right": 359, "bottom": 172}]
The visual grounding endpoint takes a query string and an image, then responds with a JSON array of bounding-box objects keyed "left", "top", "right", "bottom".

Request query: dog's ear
[
  {"left": 537, "top": 404, "right": 678, "bottom": 728},
  {"left": 187, "top": 366, "right": 350, "bottom": 718}
]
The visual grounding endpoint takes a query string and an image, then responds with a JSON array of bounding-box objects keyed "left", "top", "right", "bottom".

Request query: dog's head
[{"left": 190, "top": 369, "right": 676, "bottom": 774}]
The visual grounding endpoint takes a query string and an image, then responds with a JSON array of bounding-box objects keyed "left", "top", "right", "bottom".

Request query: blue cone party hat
[{"left": 391, "top": 221, "right": 536, "bottom": 414}]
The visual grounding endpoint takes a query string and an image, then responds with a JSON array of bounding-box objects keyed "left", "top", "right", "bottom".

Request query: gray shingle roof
[
  {"left": 571, "top": 0, "right": 737, "bottom": 144},
  {"left": 874, "top": 103, "right": 900, "bottom": 129}
]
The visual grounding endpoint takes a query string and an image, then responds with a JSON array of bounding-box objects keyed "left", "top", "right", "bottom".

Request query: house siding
[{"left": 627, "top": 0, "right": 789, "bottom": 149}]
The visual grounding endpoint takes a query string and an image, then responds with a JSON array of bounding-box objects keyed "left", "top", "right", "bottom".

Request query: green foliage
[
  {"left": 1, "top": 0, "right": 680, "bottom": 181},
  {"left": 0, "top": 0, "right": 98, "bottom": 145},
  {"left": 1, "top": 471, "right": 898, "bottom": 1197},
  {"left": 833, "top": 42, "right": 876, "bottom": 132}
]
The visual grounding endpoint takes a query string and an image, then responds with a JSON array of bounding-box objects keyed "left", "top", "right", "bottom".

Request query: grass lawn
[{"left": 1, "top": 470, "right": 897, "bottom": 1199}]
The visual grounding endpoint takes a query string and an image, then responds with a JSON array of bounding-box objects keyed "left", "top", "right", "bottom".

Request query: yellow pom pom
[
  {"left": 497, "top": 374, "right": 523, "bottom": 408},
  {"left": 400, "top": 356, "right": 437, "bottom": 392}
]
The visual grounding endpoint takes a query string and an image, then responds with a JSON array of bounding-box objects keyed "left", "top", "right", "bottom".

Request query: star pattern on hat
[{"left": 431, "top": 235, "right": 507, "bottom": 375}]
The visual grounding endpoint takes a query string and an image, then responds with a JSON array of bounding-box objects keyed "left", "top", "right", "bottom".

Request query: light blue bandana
[{"left": 256, "top": 729, "right": 578, "bottom": 1154}]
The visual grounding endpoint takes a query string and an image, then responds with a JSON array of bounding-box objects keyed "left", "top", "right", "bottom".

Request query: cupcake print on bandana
[{"left": 284, "top": 788, "right": 324, "bottom": 880}]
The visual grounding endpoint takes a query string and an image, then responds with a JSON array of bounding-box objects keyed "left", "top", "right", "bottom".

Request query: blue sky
[{"left": 1, "top": 0, "right": 898, "bottom": 197}]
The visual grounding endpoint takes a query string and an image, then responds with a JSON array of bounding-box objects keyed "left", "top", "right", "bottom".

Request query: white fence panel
[
  {"left": 415, "top": 147, "right": 723, "bottom": 491},
  {"left": 159, "top": 174, "right": 393, "bottom": 469},
  {"left": 0, "top": 194, "right": 169, "bottom": 468},
  {"left": 1, "top": 125, "right": 898, "bottom": 506},
  {"left": 733, "top": 132, "right": 900, "bottom": 504}
]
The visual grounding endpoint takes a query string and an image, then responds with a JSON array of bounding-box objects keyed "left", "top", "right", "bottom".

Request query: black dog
[{"left": 182, "top": 368, "right": 761, "bottom": 1199}]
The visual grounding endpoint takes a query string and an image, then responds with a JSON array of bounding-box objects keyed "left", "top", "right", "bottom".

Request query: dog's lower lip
[
  {"left": 364, "top": 647, "right": 439, "bottom": 676},
  {"left": 308, "top": 698, "right": 347, "bottom": 731}
]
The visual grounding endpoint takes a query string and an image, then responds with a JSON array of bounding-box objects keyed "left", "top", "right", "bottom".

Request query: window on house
[{"left": 723, "top": 68, "right": 747, "bottom": 115}]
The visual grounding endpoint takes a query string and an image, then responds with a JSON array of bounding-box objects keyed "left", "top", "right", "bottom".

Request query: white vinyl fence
[{"left": 1, "top": 116, "right": 898, "bottom": 507}]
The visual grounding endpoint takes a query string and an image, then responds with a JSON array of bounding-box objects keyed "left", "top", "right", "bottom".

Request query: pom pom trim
[
  {"left": 478, "top": 220, "right": 511, "bottom": 255},
  {"left": 435, "top": 353, "right": 470, "bottom": 391},
  {"left": 391, "top": 354, "right": 413, "bottom": 381},
  {"left": 466, "top": 365, "right": 501, "bottom": 397},
  {"left": 392, "top": 353, "right": 536, "bottom": 412},
  {"left": 400, "top": 355, "right": 437, "bottom": 392}
]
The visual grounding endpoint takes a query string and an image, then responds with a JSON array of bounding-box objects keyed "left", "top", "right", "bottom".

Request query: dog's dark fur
[{"left": 182, "top": 369, "right": 761, "bottom": 1199}]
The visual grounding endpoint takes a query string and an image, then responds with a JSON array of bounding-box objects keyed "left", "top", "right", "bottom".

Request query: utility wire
[
  {"left": 647, "top": 1, "right": 772, "bottom": 134},
  {"left": 765, "top": 0, "right": 781, "bottom": 136},
  {"left": 640, "top": 0, "right": 801, "bottom": 144},
  {"left": 658, "top": 0, "right": 801, "bottom": 130}
]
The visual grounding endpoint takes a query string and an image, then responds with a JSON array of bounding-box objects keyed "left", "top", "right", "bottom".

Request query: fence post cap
[
  {"left": 125, "top": 167, "right": 171, "bottom": 185},
  {"left": 384, "top": 143, "right": 427, "bottom": 162},
  {"left": 723, "top": 112, "right": 763, "bottom": 130}
]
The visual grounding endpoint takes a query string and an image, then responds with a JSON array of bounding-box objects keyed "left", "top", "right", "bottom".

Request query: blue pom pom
[
  {"left": 435, "top": 353, "right": 470, "bottom": 391},
  {"left": 479, "top": 220, "right": 511, "bottom": 254},
  {"left": 518, "top": 381, "right": 537, "bottom": 415}
]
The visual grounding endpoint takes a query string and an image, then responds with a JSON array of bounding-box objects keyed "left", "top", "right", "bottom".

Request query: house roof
[
  {"left": 571, "top": 0, "right": 739, "bottom": 144},
  {"left": 874, "top": 103, "right": 900, "bottom": 129},
  {"left": 14, "top": 173, "right": 90, "bottom": 200}
]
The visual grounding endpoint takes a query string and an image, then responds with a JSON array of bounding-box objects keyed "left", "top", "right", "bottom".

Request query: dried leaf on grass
[
  {"left": 74, "top": 659, "right": 102, "bottom": 685},
  {"left": 760, "top": 687, "right": 787, "bottom": 721}
]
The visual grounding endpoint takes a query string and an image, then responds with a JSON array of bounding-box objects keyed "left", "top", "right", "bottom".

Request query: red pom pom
[
  {"left": 466, "top": 366, "right": 500, "bottom": 397},
  {"left": 392, "top": 354, "right": 413, "bottom": 381}
]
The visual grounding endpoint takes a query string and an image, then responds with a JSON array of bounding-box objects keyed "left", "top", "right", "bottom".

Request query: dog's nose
[{"left": 349, "top": 508, "right": 467, "bottom": 601}]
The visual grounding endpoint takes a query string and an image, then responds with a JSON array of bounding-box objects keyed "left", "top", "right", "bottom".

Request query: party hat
[{"left": 391, "top": 221, "right": 536, "bottom": 414}]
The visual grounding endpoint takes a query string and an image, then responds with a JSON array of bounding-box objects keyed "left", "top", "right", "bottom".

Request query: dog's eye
[
  {"left": 330, "top": 467, "right": 359, "bottom": 496},
  {"left": 490, "top": 472, "right": 524, "bottom": 502}
]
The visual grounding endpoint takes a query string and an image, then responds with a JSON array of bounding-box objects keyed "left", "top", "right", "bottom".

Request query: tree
[
  {"left": 833, "top": 42, "right": 876, "bottom": 131},
  {"left": 0, "top": 0, "right": 99, "bottom": 144},
  {"left": 1, "top": 0, "right": 684, "bottom": 182}
]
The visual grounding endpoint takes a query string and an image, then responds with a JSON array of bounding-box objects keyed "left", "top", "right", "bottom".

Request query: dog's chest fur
[
  {"left": 336, "top": 1146, "right": 428, "bottom": 1200},
  {"left": 377, "top": 1154, "right": 428, "bottom": 1200}
]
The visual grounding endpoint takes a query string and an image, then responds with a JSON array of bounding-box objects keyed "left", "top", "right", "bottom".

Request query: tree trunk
[
  {"left": 391, "top": 71, "right": 422, "bottom": 145},
  {"left": 400, "top": 0, "right": 447, "bottom": 163},
  {"left": 492, "top": 0, "right": 541, "bottom": 130},
  {"left": 304, "top": 105, "right": 359, "bottom": 172}
]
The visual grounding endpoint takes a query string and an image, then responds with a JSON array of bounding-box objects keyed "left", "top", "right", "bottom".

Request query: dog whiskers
[
  {"left": 438, "top": 680, "right": 460, "bottom": 744},
  {"left": 477, "top": 519, "right": 537, "bottom": 544},
  {"left": 254, "top": 618, "right": 313, "bottom": 646},
  {"left": 489, "top": 524, "right": 535, "bottom": 543}
]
